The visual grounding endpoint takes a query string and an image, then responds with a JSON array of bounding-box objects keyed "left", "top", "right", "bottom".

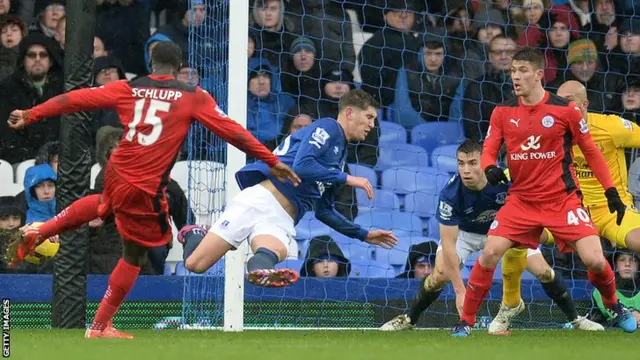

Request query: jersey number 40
[{"left": 126, "top": 98, "right": 171, "bottom": 146}]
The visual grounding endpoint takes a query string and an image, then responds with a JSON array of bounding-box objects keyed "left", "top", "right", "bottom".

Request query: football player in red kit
[
  {"left": 6, "top": 42, "right": 300, "bottom": 339},
  {"left": 451, "top": 47, "right": 637, "bottom": 336}
]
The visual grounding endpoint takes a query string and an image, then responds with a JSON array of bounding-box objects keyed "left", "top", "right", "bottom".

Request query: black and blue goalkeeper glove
[
  {"left": 484, "top": 165, "right": 508, "bottom": 185},
  {"left": 605, "top": 187, "right": 626, "bottom": 226}
]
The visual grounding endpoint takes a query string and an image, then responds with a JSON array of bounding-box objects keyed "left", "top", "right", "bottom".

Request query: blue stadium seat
[
  {"left": 295, "top": 212, "right": 331, "bottom": 240},
  {"left": 348, "top": 163, "right": 377, "bottom": 186},
  {"left": 380, "top": 241, "right": 411, "bottom": 266},
  {"left": 349, "top": 260, "right": 396, "bottom": 278},
  {"left": 163, "top": 263, "right": 172, "bottom": 275},
  {"left": 404, "top": 190, "right": 439, "bottom": 219},
  {"left": 431, "top": 144, "right": 459, "bottom": 173},
  {"left": 380, "top": 166, "right": 450, "bottom": 194},
  {"left": 356, "top": 188, "right": 400, "bottom": 212},
  {"left": 276, "top": 259, "right": 304, "bottom": 272},
  {"left": 375, "top": 143, "right": 429, "bottom": 171},
  {"left": 379, "top": 121, "right": 407, "bottom": 145},
  {"left": 411, "top": 122, "right": 464, "bottom": 155},
  {"left": 330, "top": 232, "right": 374, "bottom": 261},
  {"left": 427, "top": 216, "right": 440, "bottom": 238},
  {"left": 355, "top": 210, "right": 423, "bottom": 237}
]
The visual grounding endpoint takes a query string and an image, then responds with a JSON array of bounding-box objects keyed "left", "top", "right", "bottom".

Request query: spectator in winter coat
[
  {"left": 0, "top": 15, "right": 25, "bottom": 81},
  {"left": 310, "top": 67, "right": 355, "bottom": 120},
  {"left": 280, "top": 36, "right": 322, "bottom": 106},
  {"left": 13, "top": 140, "right": 59, "bottom": 214},
  {"left": 300, "top": 235, "right": 351, "bottom": 278},
  {"left": 250, "top": 0, "right": 297, "bottom": 73},
  {"left": 143, "top": 32, "right": 172, "bottom": 73},
  {"left": 471, "top": 8, "right": 505, "bottom": 46},
  {"left": 543, "top": 8, "right": 581, "bottom": 84},
  {"left": 29, "top": 1, "right": 64, "bottom": 38},
  {"left": 395, "top": 241, "right": 438, "bottom": 279},
  {"left": 0, "top": 195, "right": 25, "bottom": 273},
  {"left": 444, "top": 1, "right": 485, "bottom": 84},
  {"left": 91, "top": 55, "right": 126, "bottom": 137},
  {"left": 607, "top": 17, "right": 640, "bottom": 77},
  {"left": 622, "top": 76, "right": 640, "bottom": 125},
  {"left": 584, "top": 0, "right": 622, "bottom": 54},
  {"left": 246, "top": 60, "right": 294, "bottom": 144},
  {"left": 0, "top": 33, "right": 64, "bottom": 165},
  {"left": 23, "top": 164, "right": 56, "bottom": 224},
  {"left": 153, "top": 0, "right": 207, "bottom": 66}
]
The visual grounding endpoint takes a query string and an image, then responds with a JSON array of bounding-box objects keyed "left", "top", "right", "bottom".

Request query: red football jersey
[
  {"left": 481, "top": 91, "right": 614, "bottom": 202},
  {"left": 25, "top": 75, "right": 279, "bottom": 194}
]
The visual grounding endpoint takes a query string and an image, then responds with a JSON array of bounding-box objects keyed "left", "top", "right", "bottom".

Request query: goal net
[{"left": 179, "top": 0, "right": 639, "bottom": 331}]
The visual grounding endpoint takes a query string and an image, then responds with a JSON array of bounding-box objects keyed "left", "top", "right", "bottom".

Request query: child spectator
[
  {"left": 0, "top": 195, "right": 24, "bottom": 273},
  {"left": 300, "top": 235, "right": 350, "bottom": 278},
  {"left": 622, "top": 77, "right": 640, "bottom": 125},
  {"left": 0, "top": 15, "right": 25, "bottom": 81},
  {"left": 396, "top": 241, "right": 438, "bottom": 279},
  {"left": 23, "top": 163, "right": 56, "bottom": 224}
]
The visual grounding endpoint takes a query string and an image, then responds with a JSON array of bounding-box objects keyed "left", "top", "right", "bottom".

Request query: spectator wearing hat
[
  {"left": 472, "top": 8, "right": 505, "bottom": 45},
  {"left": 91, "top": 55, "right": 126, "bottom": 137},
  {"left": 29, "top": 1, "right": 65, "bottom": 38},
  {"left": 396, "top": 241, "right": 438, "bottom": 279},
  {"left": 250, "top": 0, "right": 297, "bottom": 74},
  {"left": 96, "top": 0, "right": 149, "bottom": 75},
  {"left": 443, "top": 1, "right": 485, "bottom": 85},
  {"left": 0, "top": 195, "right": 25, "bottom": 273},
  {"left": 300, "top": 235, "right": 350, "bottom": 278},
  {"left": 622, "top": 76, "right": 640, "bottom": 125},
  {"left": 543, "top": 6, "right": 581, "bottom": 84},
  {"left": 607, "top": 17, "right": 640, "bottom": 76},
  {"left": 153, "top": 0, "right": 207, "bottom": 64},
  {"left": 0, "top": 15, "right": 26, "bottom": 81},
  {"left": 359, "top": 0, "right": 420, "bottom": 107},
  {"left": 247, "top": 59, "right": 294, "bottom": 145},
  {"left": 585, "top": 0, "right": 622, "bottom": 53},
  {"left": 549, "top": 38, "right": 624, "bottom": 114},
  {"left": 280, "top": 36, "right": 322, "bottom": 106}
]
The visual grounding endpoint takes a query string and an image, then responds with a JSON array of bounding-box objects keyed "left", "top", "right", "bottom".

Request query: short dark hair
[
  {"left": 457, "top": 139, "right": 482, "bottom": 155},
  {"left": 424, "top": 41, "right": 444, "bottom": 50},
  {"left": 512, "top": 47, "right": 545, "bottom": 70},
  {"left": 150, "top": 42, "right": 182, "bottom": 71},
  {"left": 338, "top": 89, "right": 379, "bottom": 112}
]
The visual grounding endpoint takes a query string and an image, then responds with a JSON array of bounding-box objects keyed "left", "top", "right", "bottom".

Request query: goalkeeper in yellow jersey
[{"left": 492, "top": 80, "right": 640, "bottom": 334}]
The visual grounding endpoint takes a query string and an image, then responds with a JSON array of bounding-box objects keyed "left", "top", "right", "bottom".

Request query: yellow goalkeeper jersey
[{"left": 572, "top": 113, "right": 639, "bottom": 207}]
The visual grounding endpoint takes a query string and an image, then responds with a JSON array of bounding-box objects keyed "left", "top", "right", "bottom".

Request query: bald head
[{"left": 557, "top": 80, "right": 589, "bottom": 116}]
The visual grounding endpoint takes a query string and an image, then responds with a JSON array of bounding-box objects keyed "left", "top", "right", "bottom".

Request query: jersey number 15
[{"left": 126, "top": 98, "right": 171, "bottom": 146}]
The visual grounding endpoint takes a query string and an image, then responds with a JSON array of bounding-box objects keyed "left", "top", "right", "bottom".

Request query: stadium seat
[
  {"left": 163, "top": 263, "right": 172, "bottom": 275},
  {"left": 0, "top": 183, "right": 23, "bottom": 197},
  {"left": 349, "top": 260, "right": 396, "bottom": 278},
  {"left": 0, "top": 160, "right": 13, "bottom": 184},
  {"left": 380, "top": 166, "right": 450, "bottom": 194},
  {"left": 380, "top": 241, "right": 411, "bottom": 266},
  {"left": 90, "top": 163, "right": 102, "bottom": 189},
  {"left": 330, "top": 231, "right": 374, "bottom": 261},
  {"left": 15, "top": 159, "right": 35, "bottom": 185},
  {"left": 295, "top": 212, "right": 331, "bottom": 240},
  {"left": 375, "top": 143, "right": 429, "bottom": 171},
  {"left": 379, "top": 121, "right": 407, "bottom": 145},
  {"left": 355, "top": 210, "right": 423, "bottom": 237},
  {"left": 431, "top": 144, "right": 459, "bottom": 173},
  {"left": 403, "top": 190, "right": 439, "bottom": 219},
  {"left": 356, "top": 188, "right": 400, "bottom": 212},
  {"left": 411, "top": 122, "right": 464, "bottom": 154},
  {"left": 427, "top": 216, "right": 440, "bottom": 238},
  {"left": 348, "top": 163, "right": 377, "bottom": 186}
]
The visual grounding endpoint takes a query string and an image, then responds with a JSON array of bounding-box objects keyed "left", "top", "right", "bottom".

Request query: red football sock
[
  {"left": 90, "top": 259, "right": 141, "bottom": 331},
  {"left": 39, "top": 194, "right": 101, "bottom": 239},
  {"left": 461, "top": 260, "right": 495, "bottom": 326},
  {"left": 587, "top": 264, "right": 619, "bottom": 309}
]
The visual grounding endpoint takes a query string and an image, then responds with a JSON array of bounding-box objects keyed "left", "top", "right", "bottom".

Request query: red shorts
[
  {"left": 488, "top": 192, "right": 598, "bottom": 253},
  {"left": 97, "top": 165, "right": 171, "bottom": 247}
]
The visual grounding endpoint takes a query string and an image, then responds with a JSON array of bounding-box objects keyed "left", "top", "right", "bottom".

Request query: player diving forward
[
  {"left": 380, "top": 140, "right": 603, "bottom": 332},
  {"left": 5, "top": 42, "right": 300, "bottom": 339},
  {"left": 452, "top": 47, "right": 637, "bottom": 337},
  {"left": 183, "top": 89, "right": 398, "bottom": 287},
  {"left": 492, "top": 80, "right": 640, "bottom": 333}
]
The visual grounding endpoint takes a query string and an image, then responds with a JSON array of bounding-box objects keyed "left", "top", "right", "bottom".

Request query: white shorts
[
  {"left": 210, "top": 184, "right": 297, "bottom": 258},
  {"left": 436, "top": 230, "right": 542, "bottom": 267}
]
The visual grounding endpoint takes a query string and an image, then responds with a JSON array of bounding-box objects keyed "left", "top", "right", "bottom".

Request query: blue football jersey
[
  {"left": 436, "top": 174, "right": 510, "bottom": 235},
  {"left": 235, "top": 118, "right": 368, "bottom": 241}
]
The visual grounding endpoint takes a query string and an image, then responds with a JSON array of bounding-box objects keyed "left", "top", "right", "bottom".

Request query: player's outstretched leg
[
  {"left": 576, "top": 236, "right": 637, "bottom": 333},
  {"left": 453, "top": 235, "right": 513, "bottom": 337},
  {"left": 246, "top": 236, "right": 298, "bottom": 287},
  {"left": 526, "top": 252, "right": 603, "bottom": 331},
  {"left": 85, "top": 240, "right": 148, "bottom": 339},
  {"left": 489, "top": 248, "right": 527, "bottom": 335},
  {"left": 380, "top": 255, "right": 447, "bottom": 331}
]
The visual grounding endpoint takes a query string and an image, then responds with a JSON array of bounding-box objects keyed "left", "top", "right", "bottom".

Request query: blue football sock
[{"left": 246, "top": 247, "right": 279, "bottom": 272}]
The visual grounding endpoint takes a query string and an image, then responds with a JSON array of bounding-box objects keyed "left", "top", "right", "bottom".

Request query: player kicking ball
[
  {"left": 451, "top": 47, "right": 637, "bottom": 337},
  {"left": 183, "top": 89, "right": 398, "bottom": 287},
  {"left": 5, "top": 42, "right": 299, "bottom": 339},
  {"left": 380, "top": 141, "right": 602, "bottom": 332}
]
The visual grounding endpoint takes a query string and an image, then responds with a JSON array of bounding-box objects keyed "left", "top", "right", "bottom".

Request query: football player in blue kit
[
  {"left": 381, "top": 140, "right": 602, "bottom": 332},
  {"left": 183, "top": 89, "right": 398, "bottom": 287}
]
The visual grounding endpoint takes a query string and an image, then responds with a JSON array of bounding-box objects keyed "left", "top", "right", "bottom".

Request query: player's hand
[
  {"left": 455, "top": 289, "right": 465, "bottom": 316},
  {"left": 7, "top": 110, "right": 27, "bottom": 130},
  {"left": 364, "top": 229, "right": 398, "bottom": 249},
  {"left": 270, "top": 162, "right": 301, "bottom": 186},
  {"left": 484, "top": 165, "right": 508, "bottom": 185},
  {"left": 605, "top": 187, "right": 626, "bottom": 225},
  {"left": 346, "top": 175, "right": 373, "bottom": 199}
]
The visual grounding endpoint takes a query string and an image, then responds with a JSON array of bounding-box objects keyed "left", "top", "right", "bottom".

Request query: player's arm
[
  {"left": 610, "top": 115, "right": 640, "bottom": 148},
  {"left": 436, "top": 199, "right": 463, "bottom": 294},
  {"left": 193, "top": 90, "right": 280, "bottom": 167},
  {"left": 481, "top": 108, "right": 508, "bottom": 184},
  {"left": 292, "top": 124, "right": 348, "bottom": 184},
  {"left": 10, "top": 81, "right": 127, "bottom": 127}
]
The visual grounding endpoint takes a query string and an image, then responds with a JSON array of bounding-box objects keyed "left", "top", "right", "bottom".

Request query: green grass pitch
[{"left": 7, "top": 329, "right": 638, "bottom": 360}]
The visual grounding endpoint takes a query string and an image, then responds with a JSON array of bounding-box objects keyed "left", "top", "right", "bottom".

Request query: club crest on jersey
[
  {"left": 622, "top": 118, "right": 632, "bottom": 130},
  {"left": 495, "top": 192, "right": 507, "bottom": 204},
  {"left": 579, "top": 119, "right": 589, "bottom": 133},
  {"left": 541, "top": 115, "right": 554, "bottom": 128},
  {"left": 490, "top": 220, "right": 499, "bottom": 230},
  {"left": 219, "top": 220, "right": 229, "bottom": 229}
]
